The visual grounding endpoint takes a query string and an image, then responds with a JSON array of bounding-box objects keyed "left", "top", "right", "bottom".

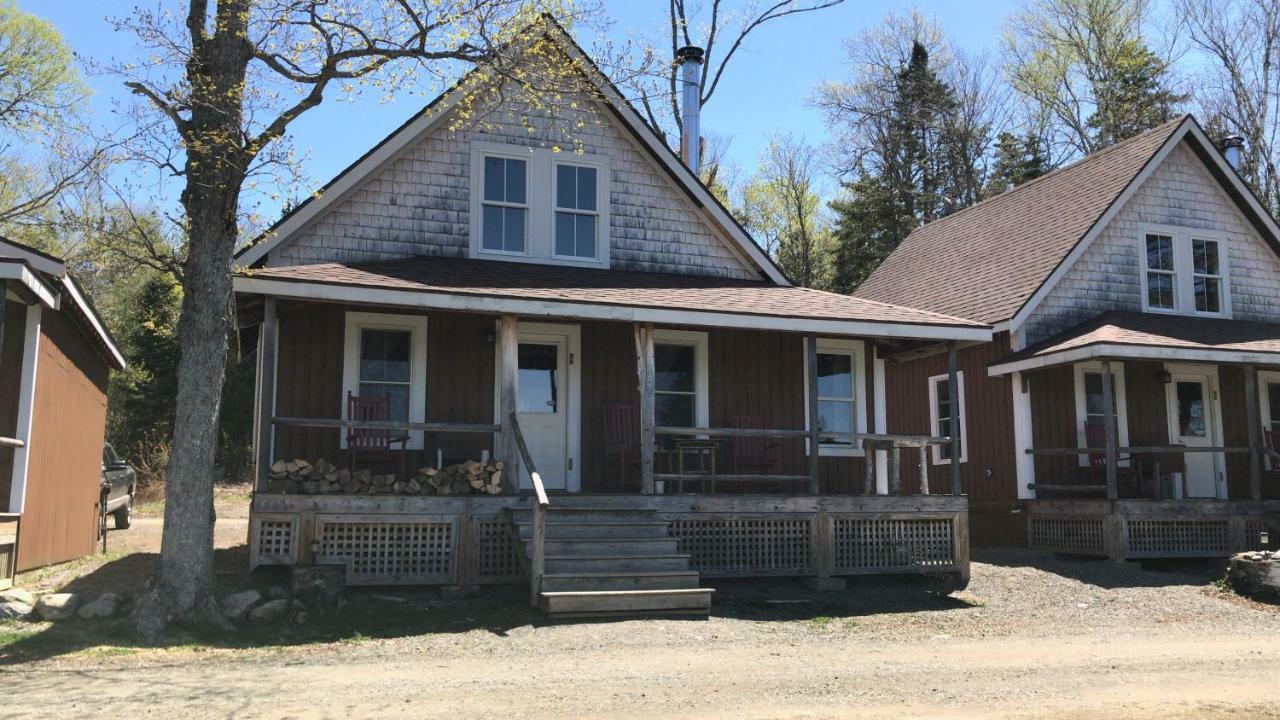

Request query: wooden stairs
[{"left": 511, "top": 501, "right": 713, "bottom": 618}]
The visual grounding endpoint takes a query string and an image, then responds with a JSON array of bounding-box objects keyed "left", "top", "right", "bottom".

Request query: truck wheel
[{"left": 113, "top": 500, "right": 132, "bottom": 530}]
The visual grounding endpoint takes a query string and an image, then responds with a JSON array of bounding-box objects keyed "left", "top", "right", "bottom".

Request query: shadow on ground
[{"left": 973, "top": 547, "right": 1229, "bottom": 589}]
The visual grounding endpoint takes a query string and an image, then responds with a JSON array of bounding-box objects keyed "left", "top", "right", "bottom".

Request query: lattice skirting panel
[
  {"left": 0, "top": 541, "right": 14, "bottom": 589},
  {"left": 473, "top": 515, "right": 526, "bottom": 583},
  {"left": 668, "top": 516, "right": 812, "bottom": 577},
  {"left": 1243, "top": 518, "right": 1269, "bottom": 551},
  {"left": 250, "top": 514, "right": 300, "bottom": 568},
  {"left": 1125, "top": 517, "right": 1229, "bottom": 558},
  {"left": 832, "top": 516, "right": 955, "bottom": 573},
  {"left": 1028, "top": 515, "right": 1107, "bottom": 556},
  {"left": 317, "top": 515, "right": 457, "bottom": 585}
]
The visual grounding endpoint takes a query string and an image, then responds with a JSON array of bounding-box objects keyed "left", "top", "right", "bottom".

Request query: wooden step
[
  {"left": 514, "top": 521, "right": 671, "bottom": 540},
  {"left": 539, "top": 588, "right": 714, "bottom": 616},
  {"left": 540, "top": 570, "right": 701, "bottom": 592},
  {"left": 535, "top": 538, "right": 681, "bottom": 557},
  {"left": 544, "top": 553, "right": 693, "bottom": 573}
]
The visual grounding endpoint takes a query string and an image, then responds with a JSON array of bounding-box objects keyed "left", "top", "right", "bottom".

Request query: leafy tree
[
  {"left": 983, "top": 130, "right": 1051, "bottom": 196},
  {"left": 737, "top": 134, "right": 833, "bottom": 288}
]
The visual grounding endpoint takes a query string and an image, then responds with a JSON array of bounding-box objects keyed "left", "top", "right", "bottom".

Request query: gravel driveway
[{"left": 2, "top": 549, "right": 1277, "bottom": 719}]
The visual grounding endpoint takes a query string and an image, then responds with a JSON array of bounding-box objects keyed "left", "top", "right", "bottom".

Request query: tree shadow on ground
[
  {"left": 0, "top": 546, "right": 546, "bottom": 666},
  {"left": 972, "top": 547, "right": 1228, "bottom": 590},
  {"left": 707, "top": 575, "right": 976, "bottom": 623}
]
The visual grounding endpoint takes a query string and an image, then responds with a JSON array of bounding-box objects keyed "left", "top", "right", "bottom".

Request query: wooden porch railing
[
  {"left": 508, "top": 412, "right": 548, "bottom": 608},
  {"left": 653, "top": 426, "right": 955, "bottom": 496},
  {"left": 1024, "top": 445, "right": 1254, "bottom": 497},
  {"left": 0, "top": 436, "right": 24, "bottom": 449}
]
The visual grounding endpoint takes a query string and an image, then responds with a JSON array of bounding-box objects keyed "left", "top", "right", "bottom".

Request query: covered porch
[
  {"left": 234, "top": 257, "right": 989, "bottom": 609},
  {"left": 990, "top": 311, "right": 1280, "bottom": 560}
]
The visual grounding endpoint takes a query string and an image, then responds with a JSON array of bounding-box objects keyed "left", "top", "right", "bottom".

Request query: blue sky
[{"left": 28, "top": 1, "right": 1017, "bottom": 214}]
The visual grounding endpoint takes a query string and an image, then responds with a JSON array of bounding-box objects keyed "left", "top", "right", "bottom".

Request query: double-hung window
[
  {"left": 481, "top": 156, "right": 527, "bottom": 253},
  {"left": 806, "top": 338, "right": 867, "bottom": 456},
  {"left": 554, "top": 164, "right": 599, "bottom": 259},
  {"left": 1072, "top": 361, "right": 1130, "bottom": 467},
  {"left": 1139, "top": 227, "right": 1230, "bottom": 317},
  {"left": 342, "top": 312, "right": 428, "bottom": 450},
  {"left": 652, "top": 329, "right": 708, "bottom": 431},
  {"left": 929, "top": 372, "right": 968, "bottom": 464}
]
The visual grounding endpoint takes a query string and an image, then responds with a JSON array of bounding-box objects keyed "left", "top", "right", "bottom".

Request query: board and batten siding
[
  {"left": 1024, "top": 141, "right": 1280, "bottom": 343},
  {"left": 265, "top": 75, "right": 758, "bottom": 280},
  {"left": 884, "top": 334, "right": 1021, "bottom": 546},
  {"left": 17, "top": 309, "right": 110, "bottom": 571}
]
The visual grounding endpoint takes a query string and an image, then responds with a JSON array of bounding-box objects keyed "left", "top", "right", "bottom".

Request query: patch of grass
[
  {"left": 0, "top": 620, "right": 38, "bottom": 648},
  {"left": 807, "top": 615, "right": 835, "bottom": 629}
]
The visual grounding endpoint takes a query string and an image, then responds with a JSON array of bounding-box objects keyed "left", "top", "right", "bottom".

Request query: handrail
[
  {"left": 508, "top": 412, "right": 547, "bottom": 608},
  {"left": 654, "top": 426, "right": 951, "bottom": 446},
  {"left": 0, "top": 436, "right": 24, "bottom": 449},
  {"left": 272, "top": 416, "right": 500, "bottom": 434},
  {"left": 1026, "top": 445, "right": 1251, "bottom": 455}
]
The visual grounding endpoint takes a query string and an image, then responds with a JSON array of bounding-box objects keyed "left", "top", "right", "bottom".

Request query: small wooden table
[{"left": 662, "top": 439, "right": 719, "bottom": 493}]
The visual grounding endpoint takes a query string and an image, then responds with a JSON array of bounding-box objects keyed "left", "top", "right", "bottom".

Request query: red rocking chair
[
  {"left": 604, "top": 403, "right": 639, "bottom": 491},
  {"left": 731, "top": 415, "right": 781, "bottom": 475},
  {"left": 1085, "top": 422, "right": 1146, "bottom": 497},
  {"left": 347, "top": 391, "right": 410, "bottom": 481}
]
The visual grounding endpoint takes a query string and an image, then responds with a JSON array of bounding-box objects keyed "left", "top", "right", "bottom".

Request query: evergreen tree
[
  {"left": 827, "top": 171, "right": 914, "bottom": 293},
  {"left": 983, "top": 131, "right": 1052, "bottom": 196},
  {"left": 1087, "top": 40, "right": 1185, "bottom": 146}
]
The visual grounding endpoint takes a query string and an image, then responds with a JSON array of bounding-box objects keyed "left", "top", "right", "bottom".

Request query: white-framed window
[
  {"left": 342, "top": 311, "right": 428, "bottom": 450},
  {"left": 804, "top": 338, "right": 868, "bottom": 457},
  {"left": 479, "top": 154, "right": 528, "bottom": 254},
  {"left": 470, "top": 142, "right": 610, "bottom": 267},
  {"left": 1138, "top": 225, "right": 1231, "bottom": 318},
  {"left": 1258, "top": 370, "right": 1280, "bottom": 466},
  {"left": 1072, "top": 361, "right": 1130, "bottom": 467},
  {"left": 554, "top": 162, "right": 599, "bottom": 259},
  {"left": 653, "top": 329, "right": 709, "bottom": 430},
  {"left": 928, "top": 372, "right": 968, "bottom": 464}
]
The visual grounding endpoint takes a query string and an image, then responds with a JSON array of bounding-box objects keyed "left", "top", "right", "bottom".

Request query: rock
[
  {"left": 265, "top": 585, "right": 290, "bottom": 601},
  {"left": 248, "top": 598, "right": 290, "bottom": 623},
  {"left": 77, "top": 593, "right": 121, "bottom": 620},
  {"left": 290, "top": 598, "right": 305, "bottom": 612},
  {"left": 0, "top": 588, "right": 35, "bottom": 606},
  {"left": 34, "top": 593, "right": 80, "bottom": 621},
  {"left": 291, "top": 566, "right": 345, "bottom": 609},
  {"left": 293, "top": 611, "right": 308, "bottom": 625},
  {"left": 1227, "top": 552, "right": 1280, "bottom": 598},
  {"left": 220, "top": 589, "right": 262, "bottom": 621},
  {"left": 0, "top": 600, "right": 32, "bottom": 620}
]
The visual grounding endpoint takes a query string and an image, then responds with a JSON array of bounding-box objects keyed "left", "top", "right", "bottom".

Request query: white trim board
[
  {"left": 234, "top": 276, "right": 993, "bottom": 342},
  {"left": 1072, "top": 361, "right": 1130, "bottom": 468},
  {"left": 60, "top": 276, "right": 127, "bottom": 370},
  {"left": 0, "top": 262, "right": 57, "bottom": 309},
  {"left": 1008, "top": 118, "right": 1280, "bottom": 335},
  {"left": 233, "top": 22, "right": 789, "bottom": 286},
  {"left": 0, "top": 239, "right": 62, "bottom": 276},
  {"left": 8, "top": 304, "right": 41, "bottom": 514},
  {"left": 988, "top": 342, "right": 1280, "bottom": 376},
  {"left": 341, "top": 311, "right": 430, "bottom": 450},
  {"left": 927, "top": 370, "right": 968, "bottom": 465},
  {"left": 802, "top": 337, "right": 868, "bottom": 458}
]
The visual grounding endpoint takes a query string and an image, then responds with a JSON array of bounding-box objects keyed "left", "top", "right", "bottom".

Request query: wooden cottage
[
  {"left": 857, "top": 116, "right": 1280, "bottom": 560},
  {"left": 233, "top": 20, "right": 991, "bottom": 616},
  {"left": 0, "top": 237, "right": 126, "bottom": 589}
]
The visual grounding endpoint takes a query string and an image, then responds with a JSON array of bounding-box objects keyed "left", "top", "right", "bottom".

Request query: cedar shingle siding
[{"left": 267, "top": 76, "right": 759, "bottom": 280}]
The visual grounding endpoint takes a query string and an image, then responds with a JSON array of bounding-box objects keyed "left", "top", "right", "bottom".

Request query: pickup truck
[{"left": 101, "top": 443, "right": 135, "bottom": 530}]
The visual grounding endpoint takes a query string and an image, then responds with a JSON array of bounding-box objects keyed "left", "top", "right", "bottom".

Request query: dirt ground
[{"left": 1, "top": 491, "right": 1277, "bottom": 719}]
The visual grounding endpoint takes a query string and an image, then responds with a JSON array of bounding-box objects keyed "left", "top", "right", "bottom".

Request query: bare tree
[
  {"left": 108, "top": 1, "right": 600, "bottom": 641},
  {"left": 1176, "top": 0, "right": 1280, "bottom": 210},
  {"left": 738, "top": 133, "right": 830, "bottom": 288}
]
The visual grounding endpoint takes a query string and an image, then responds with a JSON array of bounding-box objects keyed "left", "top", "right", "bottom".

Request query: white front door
[
  {"left": 505, "top": 323, "right": 580, "bottom": 492},
  {"left": 1166, "top": 367, "right": 1224, "bottom": 498}
]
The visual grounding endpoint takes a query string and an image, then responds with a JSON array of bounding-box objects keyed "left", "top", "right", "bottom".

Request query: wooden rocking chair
[
  {"left": 731, "top": 415, "right": 781, "bottom": 475},
  {"left": 1085, "top": 422, "right": 1146, "bottom": 498},
  {"left": 347, "top": 391, "right": 410, "bottom": 482}
]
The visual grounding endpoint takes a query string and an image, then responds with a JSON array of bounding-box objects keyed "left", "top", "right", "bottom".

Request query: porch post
[
  {"left": 0, "top": 279, "right": 6, "bottom": 362},
  {"left": 1244, "top": 364, "right": 1263, "bottom": 500},
  {"left": 806, "top": 334, "right": 820, "bottom": 494},
  {"left": 254, "top": 296, "right": 278, "bottom": 493},
  {"left": 497, "top": 315, "right": 520, "bottom": 494},
  {"left": 1100, "top": 357, "right": 1118, "bottom": 500},
  {"left": 947, "top": 341, "right": 961, "bottom": 495},
  {"left": 634, "top": 322, "right": 656, "bottom": 494}
]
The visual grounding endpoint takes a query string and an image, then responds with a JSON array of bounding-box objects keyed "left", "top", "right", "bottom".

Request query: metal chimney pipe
[
  {"left": 1220, "top": 135, "right": 1245, "bottom": 171},
  {"left": 676, "top": 45, "right": 704, "bottom": 173}
]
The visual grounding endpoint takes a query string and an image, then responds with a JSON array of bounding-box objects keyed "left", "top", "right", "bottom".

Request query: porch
[
  {"left": 235, "top": 257, "right": 990, "bottom": 614},
  {"left": 990, "top": 311, "right": 1280, "bottom": 559}
]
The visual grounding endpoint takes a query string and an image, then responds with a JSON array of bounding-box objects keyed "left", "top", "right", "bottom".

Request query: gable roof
[
  {"left": 854, "top": 115, "right": 1280, "bottom": 329},
  {"left": 236, "top": 255, "right": 991, "bottom": 341},
  {"left": 234, "top": 16, "right": 789, "bottom": 286},
  {"left": 0, "top": 236, "right": 127, "bottom": 371}
]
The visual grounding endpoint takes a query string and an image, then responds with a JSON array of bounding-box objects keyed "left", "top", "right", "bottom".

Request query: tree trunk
[{"left": 135, "top": 0, "right": 252, "bottom": 642}]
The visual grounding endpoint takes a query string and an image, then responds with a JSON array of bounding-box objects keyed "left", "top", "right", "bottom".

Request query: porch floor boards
[{"left": 511, "top": 502, "right": 714, "bottom": 617}]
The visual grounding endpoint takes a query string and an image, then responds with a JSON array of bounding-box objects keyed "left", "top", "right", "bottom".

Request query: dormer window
[
  {"left": 470, "top": 142, "right": 610, "bottom": 268},
  {"left": 1138, "top": 227, "right": 1230, "bottom": 317}
]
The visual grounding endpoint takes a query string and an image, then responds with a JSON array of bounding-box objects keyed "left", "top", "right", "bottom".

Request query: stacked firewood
[{"left": 267, "top": 458, "right": 504, "bottom": 496}]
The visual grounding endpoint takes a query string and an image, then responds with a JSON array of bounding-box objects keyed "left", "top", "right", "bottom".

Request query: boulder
[
  {"left": 291, "top": 566, "right": 345, "bottom": 609},
  {"left": 77, "top": 593, "right": 121, "bottom": 620},
  {"left": 1227, "top": 551, "right": 1280, "bottom": 598},
  {"left": 220, "top": 589, "right": 263, "bottom": 622},
  {"left": 248, "top": 598, "right": 290, "bottom": 623},
  {"left": 34, "top": 593, "right": 80, "bottom": 621},
  {"left": 265, "top": 585, "right": 290, "bottom": 601},
  {"left": 0, "top": 600, "right": 32, "bottom": 620},
  {"left": 0, "top": 588, "right": 36, "bottom": 606}
]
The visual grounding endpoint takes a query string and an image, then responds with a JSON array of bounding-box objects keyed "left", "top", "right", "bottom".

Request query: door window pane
[
  {"left": 1177, "top": 381, "right": 1207, "bottom": 437},
  {"left": 517, "top": 343, "right": 558, "bottom": 414}
]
